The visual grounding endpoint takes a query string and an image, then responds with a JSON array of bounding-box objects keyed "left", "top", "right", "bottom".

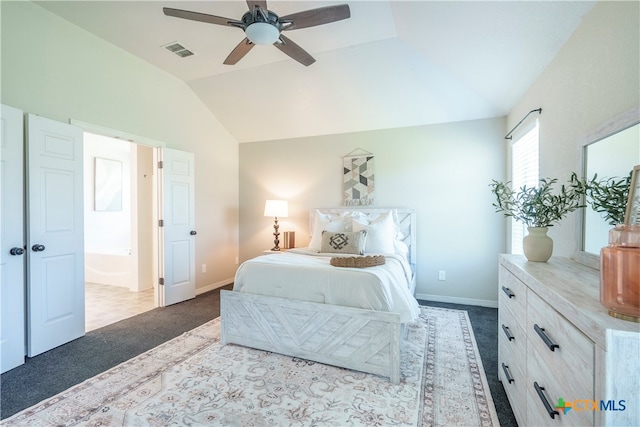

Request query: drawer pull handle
[
  {"left": 534, "top": 324, "right": 559, "bottom": 351},
  {"left": 501, "top": 363, "right": 515, "bottom": 384},
  {"left": 501, "top": 324, "right": 515, "bottom": 341},
  {"left": 502, "top": 286, "right": 515, "bottom": 298},
  {"left": 534, "top": 382, "right": 560, "bottom": 419}
]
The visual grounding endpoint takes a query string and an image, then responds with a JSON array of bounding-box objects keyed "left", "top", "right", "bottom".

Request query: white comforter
[{"left": 233, "top": 249, "right": 420, "bottom": 323}]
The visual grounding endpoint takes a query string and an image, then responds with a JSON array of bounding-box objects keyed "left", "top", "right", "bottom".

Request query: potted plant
[{"left": 489, "top": 177, "right": 583, "bottom": 262}]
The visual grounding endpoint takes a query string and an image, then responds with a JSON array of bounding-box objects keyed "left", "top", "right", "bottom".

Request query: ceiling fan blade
[
  {"left": 274, "top": 34, "right": 315, "bottom": 66},
  {"left": 223, "top": 38, "right": 255, "bottom": 65},
  {"left": 280, "top": 4, "right": 350, "bottom": 31},
  {"left": 163, "top": 8, "right": 242, "bottom": 27},
  {"left": 246, "top": 0, "right": 268, "bottom": 12}
]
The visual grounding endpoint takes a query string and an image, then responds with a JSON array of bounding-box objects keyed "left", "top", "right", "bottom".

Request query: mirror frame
[{"left": 574, "top": 105, "right": 640, "bottom": 269}]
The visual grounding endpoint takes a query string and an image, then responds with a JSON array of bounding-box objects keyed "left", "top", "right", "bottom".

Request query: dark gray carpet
[{"left": 1, "top": 287, "right": 517, "bottom": 426}]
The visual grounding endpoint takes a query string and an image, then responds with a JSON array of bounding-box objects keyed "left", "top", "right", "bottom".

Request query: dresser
[{"left": 498, "top": 255, "right": 639, "bottom": 426}]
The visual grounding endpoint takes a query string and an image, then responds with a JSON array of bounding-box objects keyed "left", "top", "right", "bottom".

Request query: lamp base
[{"left": 271, "top": 218, "right": 280, "bottom": 251}]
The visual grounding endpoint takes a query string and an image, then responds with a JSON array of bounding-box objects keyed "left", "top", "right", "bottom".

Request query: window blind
[{"left": 510, "top": 120, "right": 539, "bottom": 254}]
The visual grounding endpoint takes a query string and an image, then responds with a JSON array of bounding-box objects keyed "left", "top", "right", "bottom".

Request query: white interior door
[
  {"left": 1, "top": 104, "right": 26, "bottom": 373},
  {"left": 26, "top": 114, "right": 85, "bottom": 357},
  {"left": 159, "top": 148, "right": 196, "bottom": 306}
]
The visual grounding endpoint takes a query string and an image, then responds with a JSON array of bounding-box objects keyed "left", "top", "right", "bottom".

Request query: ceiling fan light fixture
[{"left": 245, "top": 22, "right": 280, "bottom": 45}]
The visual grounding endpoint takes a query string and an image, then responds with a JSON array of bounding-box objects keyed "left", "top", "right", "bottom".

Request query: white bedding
[{"left": 232, "top": 249, "right": 420, "bottom": 323}]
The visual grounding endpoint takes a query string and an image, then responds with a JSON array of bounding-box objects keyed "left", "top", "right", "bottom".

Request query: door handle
[
  {"left": 501, "top": 286, "right": 515, "bottom": 298},
  {"left": 501, "top": 363, "right": 515, "bottom": 384},
  {"left": 534, "top": 382, "right": 560, "bottom": 419},
  {"left": 501, "top": 324, "right": 515, "bottom": 341},
  {"left": 31, "top": 244, "right": 46, "bottom": 252},
  {"left": 10, "top": 247, "right": 25, "bottom": 256},
  {"left": 534, "top": 324, "right": 559, "bottom": 351},
  {"left": 190, "top": 230, "right": 197, "bottom": 235}
]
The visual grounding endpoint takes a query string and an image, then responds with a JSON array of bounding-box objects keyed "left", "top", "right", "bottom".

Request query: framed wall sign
[{"left": 625, "top": 164, "right": 640, "bottom": 225}]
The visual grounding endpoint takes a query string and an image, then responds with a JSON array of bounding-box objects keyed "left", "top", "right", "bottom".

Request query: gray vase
[{"left": 523, "top": 227, "right": 553, "bottom": 262}]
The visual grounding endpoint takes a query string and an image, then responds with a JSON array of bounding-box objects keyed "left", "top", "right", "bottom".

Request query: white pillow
[
  {"left": 351, "top": 211, "right": 397, "bottom": 254},
  {"left": 320, "top": 230, "right": 368, "bottom": 255},
  {"left": 394, "top": 239, "right": 409, "bottom": 258},
  {"left": 308, "top": 211, "right": 348, "bottom": 252}
]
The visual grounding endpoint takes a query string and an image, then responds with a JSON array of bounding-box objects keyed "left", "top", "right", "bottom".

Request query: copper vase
[{"left": 600, "top": 224, "right": 640, "bottom": 322}]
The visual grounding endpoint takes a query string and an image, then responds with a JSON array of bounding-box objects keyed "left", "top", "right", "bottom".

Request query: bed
[{"left": 220, "top": 208, "right": 418, "bottom": 383}]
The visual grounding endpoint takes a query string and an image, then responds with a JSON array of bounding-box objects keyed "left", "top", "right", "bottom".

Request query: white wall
[
  {"left": 507, "top": 1, "right": 640, "bottom": 258},
  {"left": 240, "top": 117, "right": 506, "bottom": 306},
  {"left": 1, "top": 1, "right": 240, "bottom": 291},
  {"left": 84, "top": 134, "right": 132, "bottom": 254},
  {"left": 83, "top": 134, "right": 156, "bottom": 291},
  {"left": 137, "top": 144, "right": 155, "bottom": 291}
]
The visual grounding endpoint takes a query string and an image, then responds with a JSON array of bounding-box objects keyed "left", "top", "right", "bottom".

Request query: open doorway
[{"left": 83, "top": 132, "right": 156, "bottom": 331}]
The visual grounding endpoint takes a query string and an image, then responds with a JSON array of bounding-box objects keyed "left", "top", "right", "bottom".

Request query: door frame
[{"left": 71, "top": 120, "right": 164, "bottom": 307}]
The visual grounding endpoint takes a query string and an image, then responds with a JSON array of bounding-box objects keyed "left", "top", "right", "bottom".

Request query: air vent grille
[
  {"left": 162, "top": 42, "right": 194, "bottom": 58},
  {"left": 175, "top": 49, "right": 194, "bottom": 58}
]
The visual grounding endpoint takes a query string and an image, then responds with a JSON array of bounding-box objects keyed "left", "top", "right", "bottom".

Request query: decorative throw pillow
[
  {"left": 351, "top": 210, "right": 397, "bottom": 254},
  {"left": 308, "top": 211, "right": 348, "bottom": 252},
  {"left": 320, "top": 230, "right": 367, "bottom": 255}
]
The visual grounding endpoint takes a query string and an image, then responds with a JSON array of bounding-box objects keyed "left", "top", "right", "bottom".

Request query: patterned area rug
[{"left": 2, "top": 307, "right": 499, "bottom": 426}]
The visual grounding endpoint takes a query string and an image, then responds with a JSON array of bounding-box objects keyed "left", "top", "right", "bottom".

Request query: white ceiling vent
[{"left": 162, "top": 42, "right": 194, "bottom": 58}]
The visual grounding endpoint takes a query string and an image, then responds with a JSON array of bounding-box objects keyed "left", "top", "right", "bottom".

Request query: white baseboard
[
  {"left": 415, "top": 293, "right": 498, "bottom": 309},
  {"left": 196, "top": 278, "right": 234, "bottom": 296}
]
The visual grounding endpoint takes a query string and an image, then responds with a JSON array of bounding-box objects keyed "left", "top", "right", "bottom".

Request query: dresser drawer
[
  {"left": 526, "top": 290, "right": 594, "bottom": 398},
  {"left": 527, "top": 350, "right": 594, "bottom": 426},
  {"left": 498, "top": 266, "right": 527, "bottom": 330},
  {"left": 498, "top": 255, "right": 639, "bottom": 427},
  {"left": 498, "top": 329, "right": 527, "bottom": 425},
  {"left": 498, "top": 308, "right": 527, "bottom": 372}
]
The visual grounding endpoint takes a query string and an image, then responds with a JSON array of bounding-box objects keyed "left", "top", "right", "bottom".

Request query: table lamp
[{"left": 264, "top": 200, "right": 288, "bottom": 251}]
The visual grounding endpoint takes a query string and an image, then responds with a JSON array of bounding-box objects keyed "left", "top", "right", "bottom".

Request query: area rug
[{"left": 1, "top": 306, "right": 499, "bottom": 426}]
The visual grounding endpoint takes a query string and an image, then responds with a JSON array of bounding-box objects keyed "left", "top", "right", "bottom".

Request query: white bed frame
[{"left": 221, "top": 208, "right": 416, "bottom": 384}]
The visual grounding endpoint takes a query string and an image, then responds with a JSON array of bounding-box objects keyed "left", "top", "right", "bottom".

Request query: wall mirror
[{"left": 576, "top": 107, "right": 640, "bottom": 268}]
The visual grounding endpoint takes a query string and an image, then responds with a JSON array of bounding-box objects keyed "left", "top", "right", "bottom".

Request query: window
[{"left": 510, "top": 120, "right": 539, "bottom": 254}]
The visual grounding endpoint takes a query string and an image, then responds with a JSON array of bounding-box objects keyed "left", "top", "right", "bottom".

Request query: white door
[
  {"left": 1, "top": 104, "right": 26, "bottom": 373},
  {"left": 26, "top": 114, "right": 85, "bottom": 357},
  {"left": 159, "top": 148, "right": 196, "bottom": 306}
]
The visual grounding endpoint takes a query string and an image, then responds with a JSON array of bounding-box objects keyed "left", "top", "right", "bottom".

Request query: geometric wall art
[{"left": 343, "top": 149, "right": 374, "bottom": 206}]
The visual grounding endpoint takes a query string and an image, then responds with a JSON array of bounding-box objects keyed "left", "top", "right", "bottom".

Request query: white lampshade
[
  {"left": 264, "top": 200, "right": 288, "bottom": 218},
  {"left": 246, "top": 22, "right": 280, "bottom": 45}
]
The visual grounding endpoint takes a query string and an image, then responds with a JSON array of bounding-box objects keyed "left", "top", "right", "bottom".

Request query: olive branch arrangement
[
  {"left": 489, "top": 177, "right": 584, "bottom": 227},
  {"left": 569, "top": 172, "right": 631, "bottom": 226}
]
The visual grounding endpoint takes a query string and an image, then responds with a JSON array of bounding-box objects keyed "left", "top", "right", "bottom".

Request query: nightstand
[{"left": 262, "top": 249, "right": 291, "bottom": 254}]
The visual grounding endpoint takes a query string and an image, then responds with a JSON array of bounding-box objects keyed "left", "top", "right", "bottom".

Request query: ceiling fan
[{"left": 163, "top": 1, "right": 351, "bottom": 66}]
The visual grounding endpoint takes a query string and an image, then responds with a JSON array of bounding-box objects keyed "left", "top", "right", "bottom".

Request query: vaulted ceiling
[{"left": 36, "top": 1, "right": 596, "bottom": 142}]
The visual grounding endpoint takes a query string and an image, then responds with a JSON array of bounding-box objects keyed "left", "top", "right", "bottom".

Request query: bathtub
[{"left": 85, "top": 248, "right": 135, "bottom": 288}]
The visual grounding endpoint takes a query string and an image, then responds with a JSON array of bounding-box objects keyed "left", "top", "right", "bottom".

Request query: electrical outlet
[
  {"left": 201, "top": 264, "right": 207, "bottom": 274},
  {"left": 235, "top": 257, "right": 239, "bottom": 265},
  {"left": 438, "top": 270, "right": 446, "bottom": 281}
]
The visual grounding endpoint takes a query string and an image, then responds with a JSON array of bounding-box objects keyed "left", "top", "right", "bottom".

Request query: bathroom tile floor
[{"left": 85, "top": 283, "right": 155, "bottom": 332}]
